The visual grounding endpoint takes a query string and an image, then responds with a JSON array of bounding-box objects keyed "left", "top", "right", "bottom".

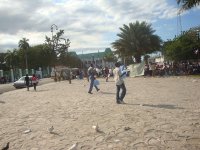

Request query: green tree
[
  {"left": 64, "top": 52, "right": 82, "bottom": 68},
  {"left": 18, "top": 38, "right": 29, "bottom": 69},
  {"left": 177, "top": 0, "right": 200, "bottom": 10},
  {"left": 112, "top": 21, "right": 161, "bottom": 63},
  {"left": 163, "top": 29, "right": 200, "bottom": 61},
  {"left": 44, "top": 30, "right": 70, "bottom": 66},
  {"left": 28, "top": 45, "right": 42, "bottom": 69},
  {"left": 4, "top": 50, "right": 14, "bottom": 68},
  {"left": 103, "top": 48, "right": 117, "bottom": 62},
  {"left": 0, "top": 53, "right": 8, "bottom": 70},
  {"left": 4, "top": 49, "right": 19, "bottom": 69},
  {"left": 45, "top": 29, "right": 71, "bottom": 81}
]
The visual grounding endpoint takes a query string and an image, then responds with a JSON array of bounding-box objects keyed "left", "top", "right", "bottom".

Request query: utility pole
[{"left": 51, "top": 24, "right": 58, "bottom": 81}]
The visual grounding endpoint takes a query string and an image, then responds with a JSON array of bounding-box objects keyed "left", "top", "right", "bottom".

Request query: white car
[{"left": 13, "top": 76, "right": 39, "bottom": 88}]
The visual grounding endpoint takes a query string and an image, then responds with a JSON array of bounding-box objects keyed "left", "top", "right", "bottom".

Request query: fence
[{"left": 0, "top": 67, "right": 52, "bottom": 83}]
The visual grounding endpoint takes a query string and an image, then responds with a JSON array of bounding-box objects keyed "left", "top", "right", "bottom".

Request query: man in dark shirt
[
  {"left": 87, "top": 64, "right": 100, "bottom": 94},
  {"left": 25, "top": 74, "right": 30, "bottom": 91}
]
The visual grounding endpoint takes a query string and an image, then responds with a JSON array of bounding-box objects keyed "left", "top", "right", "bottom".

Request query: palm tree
[
  {"left": 18, "top": 38, "right": 29, "bottom": 70},
  {"left": 177, "top": 0, "right": 200, "bottom": 10},
  {"left": 4, "top": 50, "right": 14, "bottom": 68},
  {"left": 112, "top": 21, "right": 161, "bottom": 63},
  {"left": 4, "top": 49, "right": 19, "bottom": 69}
]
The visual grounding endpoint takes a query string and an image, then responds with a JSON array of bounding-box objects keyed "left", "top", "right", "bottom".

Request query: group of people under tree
[{"left": 145, "top": 61, "right": 200, "bottom": 77}]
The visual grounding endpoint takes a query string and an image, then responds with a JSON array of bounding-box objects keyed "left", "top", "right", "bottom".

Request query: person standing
[
  {"left": 32, "top": 74, "right": 37, "bottom": 91},
  {"left": 105, "top": 67, "right": 109, "bottom": 82},
  {"left": 25, "top": 74, "right": 30, "bottom": 91},
  {"left": 113, "top": 62, "right": 126, "bottom": 104},
  {"left": 149, "top": 62, "right": 156, "bottom": 77},
  {"left": 88, "top": 64, "right": 100, "bottom": 94}
]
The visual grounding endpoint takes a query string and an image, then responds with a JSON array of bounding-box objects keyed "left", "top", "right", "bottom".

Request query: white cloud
[{"left": 0, "top": 0, "right": 195, "bottom": 53}]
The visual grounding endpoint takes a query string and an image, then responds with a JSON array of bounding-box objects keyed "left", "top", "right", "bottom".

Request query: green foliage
[
  {"left": 1, "top": 27, "right": 80, "bottom": 71},
  {"left": 2, "top": 44, "right": 81, "bottom": 70},
  {"left": 177, "top": 0, "right": 200, "bottom": 10},
  {"left": 4, "top": 49, "right": 19, "bottom": 69},
  {"left": 18, "top": 38, "right": 29, "bottom": 50},
  {"left": 0, "top": 53, "right": 8, "bottom": 70},
  {"left": 44, "top": 30, "right": 71, "bottom": 66},
  {"left": 112, "top": 21, "right": 161, "bottom": 63},
  {"left": 27, "top": 45, "right": 54, "bottom": 69},
  {"left": 61, "top": 52, "right": 82, "bottom": 68},
  {"left": 18, "top": 38, "right": 30, "bottom": 69},
  {"left": 103, "top": 48, "right": 117, "bottom": 62},
  {"left": 163, "top": 29, "right": 200, "bottom": 61}
]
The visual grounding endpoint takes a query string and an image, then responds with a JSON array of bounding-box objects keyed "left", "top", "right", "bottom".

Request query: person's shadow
[
  {"left": 124, "top": 103, "right": 184, "bottom": 110},
  {"left": 0, "top": 100, "right": 5, "bottom": 104},
  {"left": 100, "top": 91, "right": 115, "bottom": 95}
]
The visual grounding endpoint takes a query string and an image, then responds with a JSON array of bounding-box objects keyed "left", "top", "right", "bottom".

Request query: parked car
[{"left": 13, "top": 76, "right": 39, "bottom": 88}]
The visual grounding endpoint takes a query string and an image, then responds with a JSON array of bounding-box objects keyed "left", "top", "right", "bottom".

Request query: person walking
[
  {"left": 88, "top": 64, "right": 100, "bottom": 94},
  {"left": 113, "top": 62, "right": 126, "bottom": 104},
  {"left": 32, "top": 74, "right": 37, "bottom": 91},
  {"left": 25, "top": 74, "right": 30, "bottom": 91},
  {"left": 105, "top": 67, "right": 109, "bottom": 82}
]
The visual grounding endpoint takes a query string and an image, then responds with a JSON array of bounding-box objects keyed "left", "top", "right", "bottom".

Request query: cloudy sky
[{"left": 0, "top": 0, "right": 199, "bottom": 54}]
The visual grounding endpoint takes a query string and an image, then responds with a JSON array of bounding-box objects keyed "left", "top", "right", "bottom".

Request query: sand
[{"left": 0, "top": 77, "right": 200, "bottom": 150}]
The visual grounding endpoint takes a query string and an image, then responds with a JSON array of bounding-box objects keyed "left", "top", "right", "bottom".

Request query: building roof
[{"left": 78, "top": 52, "right": 105, "bottom": 60}]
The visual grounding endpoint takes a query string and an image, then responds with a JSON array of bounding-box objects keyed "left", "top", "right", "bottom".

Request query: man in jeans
[
  {"left": 113, "top": 62, "right": 126, "bottom": 104},
  {"left": 88, "top": 64, "right": 100, "bottom": 94}
]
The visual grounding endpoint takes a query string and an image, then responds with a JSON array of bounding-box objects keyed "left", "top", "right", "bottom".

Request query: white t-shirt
[{"left": 113, "top": 67, "right": 124, "bottom": 85}]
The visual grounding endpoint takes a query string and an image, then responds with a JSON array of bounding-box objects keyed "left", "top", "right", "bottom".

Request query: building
[{"left": 78, "top": 51, "right": 114, "bottom": 69}]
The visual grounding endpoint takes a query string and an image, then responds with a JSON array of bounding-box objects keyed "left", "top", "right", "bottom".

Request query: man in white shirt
[{"left": 113, "top": 62, "right": 126, "bottom": 104}]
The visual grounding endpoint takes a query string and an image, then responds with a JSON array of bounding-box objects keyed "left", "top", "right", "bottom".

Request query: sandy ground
[{"left": 0, "top": 76, "right": 200, "bottom": 150}]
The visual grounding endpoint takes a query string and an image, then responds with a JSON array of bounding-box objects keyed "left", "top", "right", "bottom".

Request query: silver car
[{"left": 13, "top": 76, "right": 39, "bottom": 88}]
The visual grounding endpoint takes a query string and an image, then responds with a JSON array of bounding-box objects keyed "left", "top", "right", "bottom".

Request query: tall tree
[
  {"left": 62, "top": 52, "right": 82, "bottom": 68},
  {"left": 112, "top": 21, "right": 161, "bottom": 63},
  {"left": 4, "top": 49, "right": 19, "bottom": 69},
  {"left": 4, "top": 50, "right": 14, "bottom": 68},
  {"left": 0, "top": 53, "right": 8, "bottom": 70},
  {"left": 45, "top": 29, "right": 71, "bottom": 81},
  {"left": 163, "top": 28, "right": 200, "bottom": 61},
  {"left": 18, "top": 38, "right": 29, "bottom": 70},
  {"left": 44, "top": 30, "right": 70, "bottom": 66},
  {"left": 103, "top": 48, "right": 117, "bottom": 62},
  {"left": 177, "top": 0, "right": 200, "bottom": 10}
]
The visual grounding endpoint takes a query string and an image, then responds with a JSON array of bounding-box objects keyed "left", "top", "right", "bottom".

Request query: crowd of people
[
  {"left": 0, "top": 76, "right": 8, "bottom": 84},
  {"left": 145, "top": 61, "right": 200, "bottom": 77}
]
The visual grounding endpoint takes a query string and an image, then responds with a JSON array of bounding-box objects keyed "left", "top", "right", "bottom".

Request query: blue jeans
[
  {"left": 88, "top": 76, "right": 98, "bottom": 92},
  {"left": 116, "top": 83, "right": 126, "bottom": 102}
]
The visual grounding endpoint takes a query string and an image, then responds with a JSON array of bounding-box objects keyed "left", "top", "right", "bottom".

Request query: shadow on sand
[
  {"left": 124, "top": 103, "right": 184, "bottom": 110},
  {"left": 142, "top": 104, "right": 184, "bottom": 109},
  {"left": 0, "top": 100, "right": 5, "bottom": 104},
  {"left": 28, "top": 89, "right": 49, "bottom": 92},
  {"left": 100, "top": 91, "right": 115, "bottom": 95}
]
